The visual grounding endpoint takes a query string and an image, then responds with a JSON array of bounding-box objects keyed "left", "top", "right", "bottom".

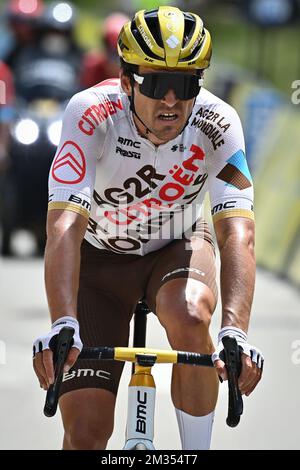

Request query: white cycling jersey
[{"left": 48, "top": 78, "right": 254, "bottom": 255}]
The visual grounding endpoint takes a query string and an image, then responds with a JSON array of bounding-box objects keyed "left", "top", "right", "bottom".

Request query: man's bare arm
[
  {"left": 45, "top": 209, "right": 89, "bottom": 323},
  {"left": 213, "top": 217, "right": 262, "bottom": 395},
  {"left": 214, "top": 217, "right": 255, "bottom": 332},
  {"left": 33, "top": 209, "right": 88, "bottom": 388}
]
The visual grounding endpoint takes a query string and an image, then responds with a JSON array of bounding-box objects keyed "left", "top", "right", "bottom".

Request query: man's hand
[
  {"left": 212, "top": 327, "right": 264, "bottom": 396},
  {"left": 33, "top": 316, "right": 83, "bottom": 390}
]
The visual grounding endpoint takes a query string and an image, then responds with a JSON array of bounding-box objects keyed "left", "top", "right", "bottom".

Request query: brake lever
[
  {"left": 221, "top": 336, "right": 243, "bottom": 427},
  {"left": 43, "top": 326, "right": 74, "bottom": 417}
]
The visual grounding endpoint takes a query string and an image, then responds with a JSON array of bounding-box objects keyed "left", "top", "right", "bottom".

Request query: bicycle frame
[
  {"left": 82, "top": 346, "right": 213, "bottom": 450},
  {"left": 115, "top": 346, "right": 207, "bottom": 450},
  {"left": 124, "top": 362, "right": 157, "bottom": 450},
  {"left": 123, "top": 300, "right": 157, "bottom": 449}
]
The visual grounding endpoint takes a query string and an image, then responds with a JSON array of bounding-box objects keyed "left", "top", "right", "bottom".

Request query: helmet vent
[
  {"left": 182, "top": 13, "right": 197, "bottom": 47},
  {"left": 144, "top": 11, "right": 163, "bottom": 48},
  {"left": 131, "top": 18, "right": 162, "bottom": 61},
  {"left": 179, "top": 41, "right": 204, "bottom": 63}
]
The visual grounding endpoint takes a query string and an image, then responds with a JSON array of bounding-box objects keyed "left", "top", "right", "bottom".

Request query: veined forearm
[
  {"left": 44, "top": 227, "right": 82, "bottom": 323},
  {"left": 219, "top": 234, "right": 255, "bottom": 332}
]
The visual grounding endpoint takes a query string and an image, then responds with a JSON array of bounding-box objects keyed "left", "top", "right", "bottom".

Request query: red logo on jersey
[{"left": 52, "top": 141, "right": 86, "bottom": 184}]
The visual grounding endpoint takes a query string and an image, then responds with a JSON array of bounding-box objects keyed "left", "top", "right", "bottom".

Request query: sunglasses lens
[{"left": 137, "top": 73, "right": 201, "bottom": 100}]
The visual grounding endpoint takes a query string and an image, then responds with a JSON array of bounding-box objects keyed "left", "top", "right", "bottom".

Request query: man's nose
[{"left": 161, "top": 88, "right": 179, "bottom": 107}]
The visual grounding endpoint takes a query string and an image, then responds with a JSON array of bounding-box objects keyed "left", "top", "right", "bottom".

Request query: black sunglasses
[{"left": 132, "top": 72, "right": 203, "bottom": 101}]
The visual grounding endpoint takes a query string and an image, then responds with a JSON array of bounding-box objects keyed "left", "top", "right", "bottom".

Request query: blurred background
[{"left": 0, "top": 0, "right": 299, "bottom": 450}]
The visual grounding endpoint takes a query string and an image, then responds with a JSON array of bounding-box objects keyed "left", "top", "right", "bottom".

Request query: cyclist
[
  {"left": 1, "top": 0, "right": 44, "bottom": 70},
  {"left": 80, "top": 12, "right": 130, "bottom": 89},
  {"left": 37, "top": 1, "right": 81, "bottom": 59},
  {"left": 33, "top": 6, "right": 264, "bottom": 450},
  {"left": 19, "top": 1, "right": 84, "bottom": 102}
]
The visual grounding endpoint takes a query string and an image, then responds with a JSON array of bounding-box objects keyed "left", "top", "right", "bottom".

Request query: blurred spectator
[
  {"left": 37, "top": 1, "right": 81, "bottom": 59},
  {"left": 81, "top": 12, "right": 130, "bottom": 89},
  {"left": 12, "top": 1, "right": 83, "bottom": 102},
  {"left": 1, "top": 0, "right": 44, "bottom": 70},
  {"left": 0, "top": 60, "right": 15, "bottom": 171}
]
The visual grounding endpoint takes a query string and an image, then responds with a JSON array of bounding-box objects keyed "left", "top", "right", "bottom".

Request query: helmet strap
[{"left": 128, "top": 77, "right": 152, "bottom": 136}]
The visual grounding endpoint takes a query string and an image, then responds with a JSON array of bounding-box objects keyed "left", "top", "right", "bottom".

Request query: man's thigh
[
  {"left": 145, "top": 233, "right": 218, "bottom": 314},
  {"left": 60, "top": 241, "right": 151, "bottom": 397},
  {"left": 59, "top": 286, "right": 132, "bottom": 397}
]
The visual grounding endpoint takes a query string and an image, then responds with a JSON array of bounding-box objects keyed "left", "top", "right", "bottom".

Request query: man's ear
[{"left": 120, "top": 70, "right": 132, "bottom": 96}]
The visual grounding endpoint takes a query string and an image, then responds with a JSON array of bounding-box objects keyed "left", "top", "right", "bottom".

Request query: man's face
[{"left": 121, "top": 66, "right": 198, "bottom": 145}]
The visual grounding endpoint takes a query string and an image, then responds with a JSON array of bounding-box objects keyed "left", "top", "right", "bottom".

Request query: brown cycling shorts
[{"left": 60, "top": 220, "right": 218, "bottom": 397}]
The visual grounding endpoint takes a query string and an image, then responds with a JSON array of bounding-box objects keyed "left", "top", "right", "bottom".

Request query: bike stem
[{"left": 123, "top": 364, "right": 156, "bottom": 450}]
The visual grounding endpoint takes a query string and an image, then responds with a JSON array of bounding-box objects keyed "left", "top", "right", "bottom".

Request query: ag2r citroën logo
[{"left": 52, "top": 140, "right": 86, "bottom": 184}]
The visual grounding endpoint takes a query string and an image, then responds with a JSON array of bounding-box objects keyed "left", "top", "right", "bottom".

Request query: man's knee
[
  {"left": 60, "top": 389, "right": 115, "bottom": 450},
  {"left": 158, "top": 296, "right": 213, "bottom": 332},
  {"left": 156, "top": 279, "right": 216, "bottom": 342},
  {"left": 64, "top": 418, "right": 113, "bottom": 450}
]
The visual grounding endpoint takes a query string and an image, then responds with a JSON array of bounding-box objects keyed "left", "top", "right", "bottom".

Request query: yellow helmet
[{"left": 117, "top": 6, "right": 212, "bottom": 70}]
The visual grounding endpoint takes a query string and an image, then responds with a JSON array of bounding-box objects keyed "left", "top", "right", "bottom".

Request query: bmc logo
[
  {"left": 68, "top": 194, "right": 91, "bottom": 211},
  {"left": 63, "top": 369, "right": 111, "bottom": 381},
  {"left": 211, "top": 200, "right": 237, "bottom": 215},
  {"left": 136, "top": 390, "right": 147, "bottom": 434},
  {"left": 118, "top": 136, "right": 141, "bottom": 148}
]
